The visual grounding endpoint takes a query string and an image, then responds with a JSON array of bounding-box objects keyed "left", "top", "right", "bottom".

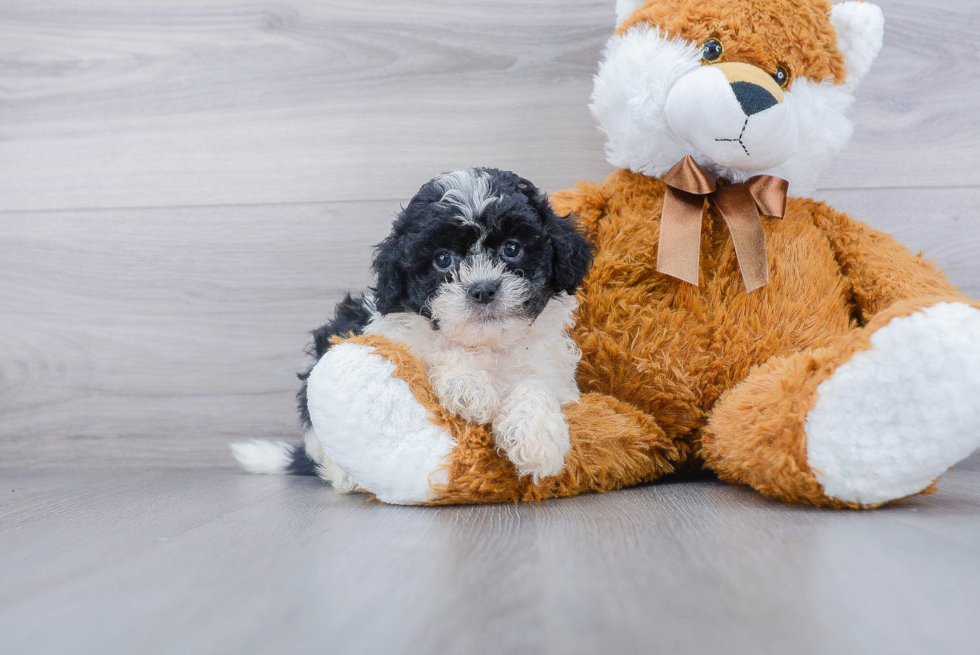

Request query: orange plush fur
[{"left": 620, "top": 0, "right": 848, "bottom": 84}]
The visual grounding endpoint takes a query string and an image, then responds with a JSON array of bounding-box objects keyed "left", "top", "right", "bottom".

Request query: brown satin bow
[{"left": 656, "top": 156, "right": 789, "bottom": 293}]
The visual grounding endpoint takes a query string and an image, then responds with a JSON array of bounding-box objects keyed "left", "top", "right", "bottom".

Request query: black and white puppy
[{"left": 232, "top": 168, "right": 593, "bottom": 485}]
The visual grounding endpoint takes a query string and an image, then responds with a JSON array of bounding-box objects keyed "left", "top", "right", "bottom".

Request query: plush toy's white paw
[
  {"left": 306, "top": 343, "right": 456, "bottom": 505},
  {"left": 493, "top": 381, "right": 571, "bottom": 482},
  {"left": 431, "top": 369, "right": 500, "bottom": 425},
  {"left": 805, "top": 302, "right": 980, "bottom": 505}
]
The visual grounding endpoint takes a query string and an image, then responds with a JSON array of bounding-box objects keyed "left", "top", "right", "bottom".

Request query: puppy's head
[{"left": 371, "top": 168, "right": 593, "bottom": 347}]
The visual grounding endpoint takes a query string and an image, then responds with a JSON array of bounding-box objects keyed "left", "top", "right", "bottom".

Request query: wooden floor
[
  {"left": 3, "top": 1, "right": 980, "bottom": 652},
  {"left": 3, "top": 457, "right": 980, "bottom": 655}
]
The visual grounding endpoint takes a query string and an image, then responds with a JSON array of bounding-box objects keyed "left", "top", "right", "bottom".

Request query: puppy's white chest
[
  {"left": 363, "top": 296, "right": 581, "bottom": 482},
  {"left": 363, "top": 295, "right": 582, "bottom": 409}
]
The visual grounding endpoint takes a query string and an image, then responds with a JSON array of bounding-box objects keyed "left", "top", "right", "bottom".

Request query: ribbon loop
[
  {"left": 663, "top": 155, "right": 717, "bottom": 195},
  {"left": 745, "top": 175, "right": 789, "bottom": 218},
  {"left": 656, "top": 157, "right": 788, "bottom": 293}
]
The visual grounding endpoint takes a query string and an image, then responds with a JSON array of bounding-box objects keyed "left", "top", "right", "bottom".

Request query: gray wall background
[{"left": 1, "top": 0, "right": 977, "bottom": 468}]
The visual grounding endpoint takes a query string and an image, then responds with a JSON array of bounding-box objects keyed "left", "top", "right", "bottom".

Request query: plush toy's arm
[{"left": 809, "top": 200, "right": 961, "bottom": 321}]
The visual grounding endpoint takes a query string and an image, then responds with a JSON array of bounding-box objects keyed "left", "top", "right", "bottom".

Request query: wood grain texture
[
  {"left": 0, "top": 0, "right": 612, "bottom": 211},
  {"left": 2, "top": 461, "right": 980, "bottom": 655},
  {"left": 0, "top": 0, "right": 978, "bottom": 212},
  {"left": 0, "top": 0, "right": 978, "bottom": 467},
  {"left": 0, "top": 201, "right": 396, "bottom": 466}
]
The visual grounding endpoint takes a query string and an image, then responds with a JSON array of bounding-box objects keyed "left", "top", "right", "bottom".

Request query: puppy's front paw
[
  {"left": 432, "top": 370, "right": 499, "bottom": 425},
  {"left": 494, "top": 385, "right": 571, "bottom": 482}
]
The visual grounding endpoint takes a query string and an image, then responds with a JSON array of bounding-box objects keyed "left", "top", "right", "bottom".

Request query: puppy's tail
[{"left": 230, "top": 439, "right": 317, "bottom": 476}]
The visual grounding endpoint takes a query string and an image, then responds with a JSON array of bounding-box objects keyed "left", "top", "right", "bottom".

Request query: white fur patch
[
  {"left": 805, "top": 302, "right": 980, "bottom": 505},
  {"left": 230, "top": 439, "right": 292, "bottom": 475},
  {"left": 766, "top": 78, "right": 855, "bottom": 196},
  {"left": 365, "top": 295, "right": 581, "bottom": 411},
  {"left": 433, "top": 169, "right": 499, "bottom": 225},
  {"left": 590, "top": 26, "right": 701, "bottom": 180},
  {"left": 830, "top": 1, "right": 885, "bottom": 86},
  {"left": 306, "top": 342, "right": 456, "bottom": 505},
  {"left": 590, "top": 25, "right": 859, "bottom": 195}
]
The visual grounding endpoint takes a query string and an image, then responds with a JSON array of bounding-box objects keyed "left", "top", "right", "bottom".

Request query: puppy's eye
[
  {"left": 500, "top": 240, "right": 523, "bottom": 261},
  {"left": 433, "top": 251, "right": 455, "bottom": 272},
  {"left": 701, "top": 38, "right": 724, "bottom": 63},
  {"left": 772, "top": 66, "right": 790, "bottom": 88}
]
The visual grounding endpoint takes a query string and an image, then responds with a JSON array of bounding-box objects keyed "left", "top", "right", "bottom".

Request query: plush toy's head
[{"left": 593, "top": 0, "right": 884, "bottom": 194}]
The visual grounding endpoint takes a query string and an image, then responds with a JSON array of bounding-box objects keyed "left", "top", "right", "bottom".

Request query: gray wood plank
[
  {"left": 2, "top": 462, "right": 980, "bottom": 655},
  {"left": 0, "top": 0, "right": 612, "bottom": 211},
  {"left": 0, "top": 201, "right": 395, "bottom": 467},
  {"left": 0, "top": 0, "right": 977, "bottom": 213},
  {"left": 0, "top": 470, "right": 291, "bottom": 604},
  {"left": 2, "top": 187, "right": 977, "bottom": 468}
]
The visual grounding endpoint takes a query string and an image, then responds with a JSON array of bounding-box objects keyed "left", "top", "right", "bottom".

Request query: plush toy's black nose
[
  {"left": 468, "top": 282, "right": 499, "bottom": 304},
  {"left": 731, "top": 81, "right": 779, "bottom": 116}
]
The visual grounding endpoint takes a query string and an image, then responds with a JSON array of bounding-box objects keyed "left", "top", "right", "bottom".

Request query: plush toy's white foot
[
  {"left": 306, "top": 342, "right": 456, "bottom": 505},
  {"left": 805, "top": 302, "right": 980, "bottom": 505}
]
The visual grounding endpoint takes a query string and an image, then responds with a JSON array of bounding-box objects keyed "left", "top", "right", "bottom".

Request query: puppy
[{"left": 232, "top": 168, "right": 593, "bottom": 485}]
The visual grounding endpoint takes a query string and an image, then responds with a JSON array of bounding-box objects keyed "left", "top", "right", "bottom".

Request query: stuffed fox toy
[{"left": 261, "top": 0, "right": 980, "bottom": 507}]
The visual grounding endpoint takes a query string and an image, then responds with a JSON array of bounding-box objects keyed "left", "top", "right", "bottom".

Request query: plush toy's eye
[
  {"left": 500, "top": 240, "right": 523, "bottom": 261},
  {"left": 433, "top": 251, "right": 455, "bottom": 272},
  {"left": 772, "top": 66, "right": 790, "bottom": 88},
  {"left": 701, "top": 38, "right": 724, "bottom": 63}
]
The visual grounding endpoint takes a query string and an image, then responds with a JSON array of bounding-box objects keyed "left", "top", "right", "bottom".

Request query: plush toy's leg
[
  {"left": 307, "top": 335, "right": 685, "bottom": 505},
  {"left": 702, "top": 297, "right": 980, "bottom": 508},
  {"left": 306, "top": 337, "right": 457, "bottom": 505}
]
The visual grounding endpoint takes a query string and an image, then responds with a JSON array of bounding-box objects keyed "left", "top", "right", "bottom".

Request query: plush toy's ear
[
  {"left": 830, "top": 1, "right": 885, "bottom": 86},
  {"left": 615, "top": 0, "right": 647, "bottom": 27},
  {"left": 371, "top": 232, "right": 407, "bottom": 315}
]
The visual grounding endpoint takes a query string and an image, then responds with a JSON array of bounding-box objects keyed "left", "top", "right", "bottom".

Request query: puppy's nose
[
  {"left": 468, "top": 282, "right": 499, "bottom": 305},
  {"left": 731, "top": 82, "right": 778, "bottom": 116}
]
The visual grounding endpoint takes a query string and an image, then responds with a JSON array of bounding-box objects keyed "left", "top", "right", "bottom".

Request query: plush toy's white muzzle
[{"left": 665, "top": 63, "right": 799, "bottom": 171}]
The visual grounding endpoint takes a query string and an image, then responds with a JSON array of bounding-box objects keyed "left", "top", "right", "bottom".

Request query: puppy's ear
[
  {"left": 547, "top": 212, "right": 594, "bottom": 294},
  {"left": 371, "top": 232, "right": 407, "bottom": 315},
  {"left": 516, "top": 178, "right": 594, "bottom": 294}
]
